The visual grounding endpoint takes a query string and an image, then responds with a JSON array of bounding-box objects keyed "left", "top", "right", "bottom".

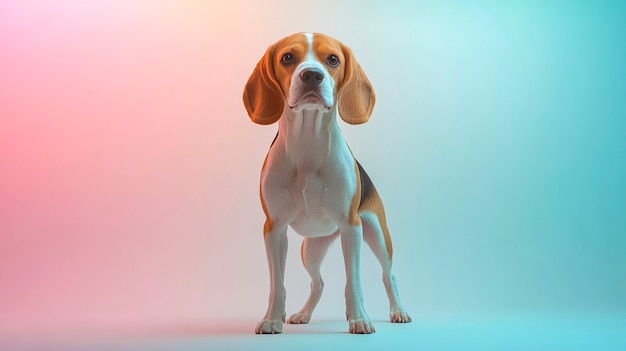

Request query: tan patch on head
[
  {"left": 311, "top": 33, "right": 347, "bottom": 93},
  {"left": 272, "top": 33, "right": 310, "bottom": 97}
]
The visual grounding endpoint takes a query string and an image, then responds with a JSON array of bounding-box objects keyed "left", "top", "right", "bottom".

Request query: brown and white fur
[{"left": 243, "top": 32, "right": 411, "bottom": 334}]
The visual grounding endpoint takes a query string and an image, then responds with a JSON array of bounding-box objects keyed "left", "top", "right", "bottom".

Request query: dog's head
[{"left": 243, "top": 32, "right": 375, "bottom": 125}]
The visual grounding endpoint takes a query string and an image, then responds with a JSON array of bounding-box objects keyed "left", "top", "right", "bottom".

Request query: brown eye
[
  {"left": 326, "top": 54, "right": 339, "bottom": 67},
  {"left": 281, "top": 53, "right": 294, "bottom": 65}
]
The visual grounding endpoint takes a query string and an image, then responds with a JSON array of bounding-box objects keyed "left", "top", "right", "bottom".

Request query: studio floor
[{"left": 2, "top": 314, "right": 625, "bottom": 351}]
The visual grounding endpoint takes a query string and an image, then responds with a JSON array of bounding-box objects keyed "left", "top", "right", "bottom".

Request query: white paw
[
  {"left": 390, "top": 309, "right": 412, "bottom": 323},
  {"left": 348, "top": 318, "right": 375, "bottom": 334},
  {"left": 255, "top": 319, "right": 283, "bottom": 334},
  {"left": 288, "top": 312, "right": 311, "bottom": 324}
]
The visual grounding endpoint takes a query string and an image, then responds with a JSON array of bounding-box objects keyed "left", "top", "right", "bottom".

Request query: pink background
[
  {"left": 1, "top": 0, "right": 410, "bottom": 334},
  {"left": 0, "top": 1, "right": 273, "bottom": 333}
]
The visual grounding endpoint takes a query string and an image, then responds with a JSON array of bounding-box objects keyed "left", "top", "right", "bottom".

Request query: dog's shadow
[{"left": 132, "top": 319, "right": 385, "bottom": 337}]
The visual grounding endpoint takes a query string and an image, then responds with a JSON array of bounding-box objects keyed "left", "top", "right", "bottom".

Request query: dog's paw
[
  {"left": 390, "top": 309, "right": 412, "bottom": 323},
  {"left": 255, "top": 319, "right": 283, "bottom": 334},
  {"left": 348, "top": 318, "right": 376, "bottom": 334},
  {"left": 287, "top": 312, "right": 311, "bottom": 324}
]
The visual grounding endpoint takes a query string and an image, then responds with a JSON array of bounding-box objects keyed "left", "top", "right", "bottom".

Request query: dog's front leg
[
  {"left": 340, "top": 222, "right": 375, "bottom": 334},
  {"left": 255, "top": 223, "right": 288, "bottom": 334}
]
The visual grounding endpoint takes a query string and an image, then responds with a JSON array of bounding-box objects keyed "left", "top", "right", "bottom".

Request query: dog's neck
[{"left": 277, "top": 104, "right": 344, "bottom": 170}]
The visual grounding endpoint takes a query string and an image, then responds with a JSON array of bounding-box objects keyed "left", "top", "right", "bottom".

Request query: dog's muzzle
[{"left": 300, "top": 68, "right": 324, "bottom": 87}]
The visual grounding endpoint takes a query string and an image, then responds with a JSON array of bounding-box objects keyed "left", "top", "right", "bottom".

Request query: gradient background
[{"left": 1, "top": 0, "right": 625, "bottom": 349}]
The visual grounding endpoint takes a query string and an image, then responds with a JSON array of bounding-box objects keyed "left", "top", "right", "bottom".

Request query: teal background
[{"left": 322, "top": 0, "right": 626, "bottom": 320}]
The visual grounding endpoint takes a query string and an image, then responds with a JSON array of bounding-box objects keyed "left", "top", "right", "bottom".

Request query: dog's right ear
[{"left": 243, "top": 46, "right": 284, "bottom": 125}]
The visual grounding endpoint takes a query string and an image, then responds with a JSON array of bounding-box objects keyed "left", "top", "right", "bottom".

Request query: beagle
[{"left": 243, "top": 32, "right": 411, "bottom": 334}]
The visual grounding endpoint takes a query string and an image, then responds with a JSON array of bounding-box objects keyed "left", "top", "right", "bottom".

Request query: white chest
[{"left": 263, "top": 136, "right": 356, "bottom": 236}]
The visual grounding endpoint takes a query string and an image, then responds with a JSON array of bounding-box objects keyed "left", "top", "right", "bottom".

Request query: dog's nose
[{"left": 300, "top": 68, "right": 324, "bottom": 87}]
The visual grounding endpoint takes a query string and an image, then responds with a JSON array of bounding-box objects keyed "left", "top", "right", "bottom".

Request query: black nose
[{"left": 300, "top": 68, "right": 323, "bottom": 87}]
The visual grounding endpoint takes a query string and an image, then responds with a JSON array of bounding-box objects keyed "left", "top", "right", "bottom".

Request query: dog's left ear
[
  {"left": 243, "top": 45, "right": 284, "bottom": 125},
  {"left": 337, "top": 44, "right": 376, "bottom": 125}
]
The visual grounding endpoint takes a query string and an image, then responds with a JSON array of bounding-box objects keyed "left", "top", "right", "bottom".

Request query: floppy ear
[
  {"left": 242, "top": 46, "right": 284, "bottom": 125},
  {"left": 337, "top": 45, "right": 376, "bottom": 125}
]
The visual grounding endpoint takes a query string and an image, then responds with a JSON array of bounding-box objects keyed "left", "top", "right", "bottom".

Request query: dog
[{"left": 243, "top": 32, "right": 411, "bottom": 334}]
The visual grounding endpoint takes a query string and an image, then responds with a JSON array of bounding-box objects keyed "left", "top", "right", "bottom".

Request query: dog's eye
[
  {"left": 281, "top": 53, "right": 294, "bottom": 65},
  {"left": 326, "top": 55, "right": 340, "bottom": 67}
]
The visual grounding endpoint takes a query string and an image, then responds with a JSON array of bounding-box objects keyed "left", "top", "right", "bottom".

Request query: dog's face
[
  {"left": 243, "top": 32, "right": 375, "bottom": 125},
  {"left": 277, "top": 32, "right": 343, "bottom": 112}
]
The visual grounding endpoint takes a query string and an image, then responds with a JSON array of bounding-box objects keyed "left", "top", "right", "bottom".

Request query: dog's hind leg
[
  {"left": 361, "top": 213, "right": 412, "bottom": 323},
  {"left": 288, "top": 231, "right": 339, "bottom": 324}
]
